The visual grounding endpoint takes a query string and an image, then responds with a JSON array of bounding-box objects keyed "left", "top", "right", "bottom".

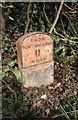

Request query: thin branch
[
  {"left": 43, "top": 4, "right": 52, "bottom": 26},
  {"left": 64, "top": 3, "right": 74, "bottom": 11},
  {"left": 11, "top": 42, "right": 16, "bottom": 56},
  {"left": 63, "top": 13, "right": 77, "bottom": 34},
  {"left": 65, "top": 11, "right": 78, "bottom": 14},
  {"left": 54, "top": 28, "right": 66, "bottom": 38},
  {"left": 61, "top": 19, "right": 69, "bottom": 38},
  {"left": 2, "top": 80, "right": 17, "bottom": 102},
  {"left": 49, "top": 0, "right": 64, "bottom": 34},
  {"left": 24, "top": 2, "right": 31, "bottom": 34},
  {"left": 52, "top": 109, "right": 78, "bottom": 119},
  {"left": 5, "top": 3, "right": 12, "bottom": 21},
  {"left": 0, "top": 3, "right": 13, "bottom": 8},
  {"left": 70, "top": 37, "right": 78, "bottom": 40}
]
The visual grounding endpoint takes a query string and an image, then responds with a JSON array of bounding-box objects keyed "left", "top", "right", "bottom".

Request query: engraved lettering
[
  {"left": 35, "top": 48, "right": 40, "bottom": 57},
  {"left": 22, "top": 42, "right": 52, "bottom": 49},
  {"left": 21, "top": 34, "right": 53, "bottom": 68},
  {"left": 31, "top": 60, "right": 35, "bottom": 63},
  {"left": 30, "top": 37, "right": 45, "bottom": 42}
]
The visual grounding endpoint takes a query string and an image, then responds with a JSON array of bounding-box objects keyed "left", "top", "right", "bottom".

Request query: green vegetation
[{"left": 2, "top": 2, "right": 78, "bottom": 120}]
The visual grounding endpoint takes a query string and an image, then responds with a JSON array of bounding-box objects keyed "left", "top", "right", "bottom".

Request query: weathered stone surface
[
  {"left": 16, "top": 32, "right": 54, "bottom": 87},
  {"left": 22, "top": 61, "right": 54, "bottom": 87}
]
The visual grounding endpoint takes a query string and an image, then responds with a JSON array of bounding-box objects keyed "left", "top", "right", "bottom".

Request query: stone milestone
[{"left": 16, "top": 32, "right": 54, "bottom": 87}]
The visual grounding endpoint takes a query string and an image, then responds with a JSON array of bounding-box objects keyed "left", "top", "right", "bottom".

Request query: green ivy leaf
[
  {"left": 8, "top": 59, "right": 17, "bottom": 67},
  {"left": 4, "top": 66, "right": 10, "bottom": 72},
  {"left": 10, "top": 68, "right": 21, "bottom": 82}
]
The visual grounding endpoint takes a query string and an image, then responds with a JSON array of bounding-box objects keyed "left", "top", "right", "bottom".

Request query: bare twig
[
  {"left": 64, "top": 11, "right": 78, "bottom": 14},
  {"left": 53, "top": 27, "right": 78, "bottom": 44},
  {"left": 2, "top": 80, "right": 17, "bottom": 102},
  {"left": 74, "top": 103, "right": 77, "bottom": 120},
  {"left": 70, "top": 37, "right": 78, "bottom": 40},
  {"left": 54, "top": 28, "right": 66, "bottom": 38},
  {"left": 49, "top": 0, "right": 64, "bottom": 34},
  {"left": 0, "top": 3, "right": 13, "bottom": 8},
  {"left": 24, "top": 2, "right": 31, "bottom": 34},
  {"left": 5, "top": 3, "right": 12, "bottom": 21},
  {"left": 61, "top": 19, "right": 69, "bottom": 38},
  {"left": 64, "top": 3, "right": 74, "bottom": 11},
  {"left": 11, "top": 42, "right": 16, "bottom": 56},
  {"left": 43, "top": 4, "right": 52, "bottom": 26},
  {"left": 52, "top": 109, "right": 78, "bottom": 119},
  {"left": 63, "top": 13, "right": 77, "bottom": 34}
]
